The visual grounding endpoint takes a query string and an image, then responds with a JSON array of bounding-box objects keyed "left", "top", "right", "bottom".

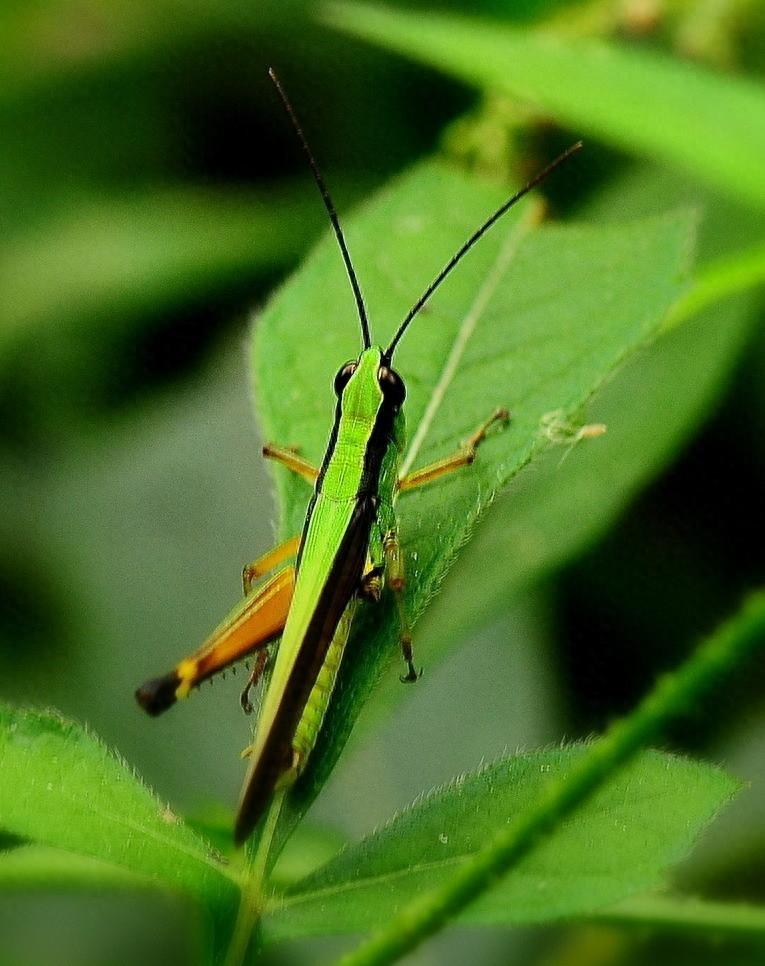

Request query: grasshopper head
[{"left": 333, "top": 346, "right": 406, "bottom": 418}]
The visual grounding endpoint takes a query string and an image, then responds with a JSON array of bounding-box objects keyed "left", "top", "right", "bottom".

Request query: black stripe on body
[
  {"left": 234, "top": 496, "right": 374, "bottom": 844},
  {"left": 357, "top": 385, "right": 399, "bottom": 501}
]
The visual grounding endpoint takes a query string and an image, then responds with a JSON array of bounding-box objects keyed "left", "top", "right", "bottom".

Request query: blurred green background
[{"left": 1, "top": 0, "right": 765, "bottom": 963}]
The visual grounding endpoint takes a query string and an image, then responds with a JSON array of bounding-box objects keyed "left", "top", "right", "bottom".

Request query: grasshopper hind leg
[
  {"left": 135, "top": 671, "right": 182, "bottom": 717},
  {"left": 135, "top": 566, "right": 294, "bottom": 716}
]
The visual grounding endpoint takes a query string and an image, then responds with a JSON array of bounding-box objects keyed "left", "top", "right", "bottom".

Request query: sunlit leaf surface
[{"left": 265, "top": 746, "right": 738, "bottom": 939}]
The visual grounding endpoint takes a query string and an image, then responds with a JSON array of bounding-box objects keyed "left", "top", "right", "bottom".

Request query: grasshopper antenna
[
  {"left": 269, "top": 68, "right": 372, "bottom": 350},
  {"left": 385, "top": 141, "right": 583, "bottom": 360}
]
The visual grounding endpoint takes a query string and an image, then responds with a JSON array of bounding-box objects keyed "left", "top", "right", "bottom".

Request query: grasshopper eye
[
  {"left": 334, "top": 361, "right": 357, "bottom": 395},
  {"left": 378, "top": 366, "right": 406, "bottom": 408}
]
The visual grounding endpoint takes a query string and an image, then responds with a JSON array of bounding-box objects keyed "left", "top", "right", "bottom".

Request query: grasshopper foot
[{"left": 399, "top": 659, "right": 422, "bottom": 683}]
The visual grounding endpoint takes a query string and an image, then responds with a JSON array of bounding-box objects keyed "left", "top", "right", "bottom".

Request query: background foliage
[{"left": 1, "top": 1, "right": 765, "bottom": 964}]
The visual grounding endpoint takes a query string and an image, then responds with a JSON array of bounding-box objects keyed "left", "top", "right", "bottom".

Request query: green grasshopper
[{"left": 136, "top": 70, "right": 580, "bottom": 845}]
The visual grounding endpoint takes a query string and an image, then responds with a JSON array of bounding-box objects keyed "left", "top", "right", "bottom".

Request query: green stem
[
  {"left": 224, "top": 789, "right": 285, "bottom": 966},
  {"left": 336, "top": 590, "right": 765, "bottom": 966},
  {"left": 593, "top": 894, "right": 765, "bottom": 941}
]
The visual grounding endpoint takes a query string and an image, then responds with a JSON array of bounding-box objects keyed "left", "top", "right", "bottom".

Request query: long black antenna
[
  {"left": 385, "top": 141, "right": 583, "bottom": 360},
  {"left": 269, "top": 68, "right": 372, "bottom": 349}
]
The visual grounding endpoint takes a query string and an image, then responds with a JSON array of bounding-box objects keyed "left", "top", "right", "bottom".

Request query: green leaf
[
  {"left": 263, "top": 747, "right": 738, "bottom": 940},
  {"left": 593, "top": 894, "right": 765, "bottom": 944},
  {"left": 354, "top": 160, "right": 764, "bottom": 735},
  {"left": 271, "top": 824, "right": 348, "bottom": 893},
  {"left": 324, "top": 2, "right": 765, "bottom": 209},
  {"left": 324, "top": 594, "right": 765, "bottom": 965},
  {"left": 670, "top": 241, "right": 765, "bottom": 326},
  {"left": 0, "top": 845, "right": 155, "bottom": 893},
  {"left": 0, "top": 703, "right": 236, "bottom": 911},
  {"left": 0, "top": 0, "right": 308, "bottom": 105},
  {"left": 250, "top": 159, "right": 695, "bottom": 835},
  {"left": 415, "top": 282, "right": 756, "bottom": 658},
  {"left": 0, "top": 184, "right": 321, "bottom": 356}
]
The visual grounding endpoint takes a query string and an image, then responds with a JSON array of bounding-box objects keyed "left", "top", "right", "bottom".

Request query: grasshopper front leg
[
  {"left": 262, "top": 443, "right": 319, "bottom": 486},
  {"left": 398, "top": 408, "right": 509, "bottom": 492}
]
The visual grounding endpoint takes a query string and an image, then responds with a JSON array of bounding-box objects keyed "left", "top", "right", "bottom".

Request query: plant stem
[
  {"left": 224, "top": 789, "right": 285, "bottom": 966},
  {"left": 593, "top": 894, "right": 765, "bottom": 941},
  {"left": 336, "top": 590, "right": 765, "bottom": 966}
]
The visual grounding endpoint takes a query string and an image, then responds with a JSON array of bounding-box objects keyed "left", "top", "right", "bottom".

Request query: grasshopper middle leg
[
  {"left": 135, "top": 566, "right": 294, "bottom": 716},
  {"left": 243, "top": 535, "right": 301, "bottom": 595},
  {"left": 384, "top": 529, "right": 419, "bottom": 683}
]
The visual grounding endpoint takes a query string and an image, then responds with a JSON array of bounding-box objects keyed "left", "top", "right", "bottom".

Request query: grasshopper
[{"left": 136, "top": 70, "right": 580, "bottom": 844}]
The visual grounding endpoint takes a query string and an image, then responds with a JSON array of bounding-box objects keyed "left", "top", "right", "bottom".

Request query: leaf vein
[{"left": 399, "top": 201, "right": 542, "bottom": 478}]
